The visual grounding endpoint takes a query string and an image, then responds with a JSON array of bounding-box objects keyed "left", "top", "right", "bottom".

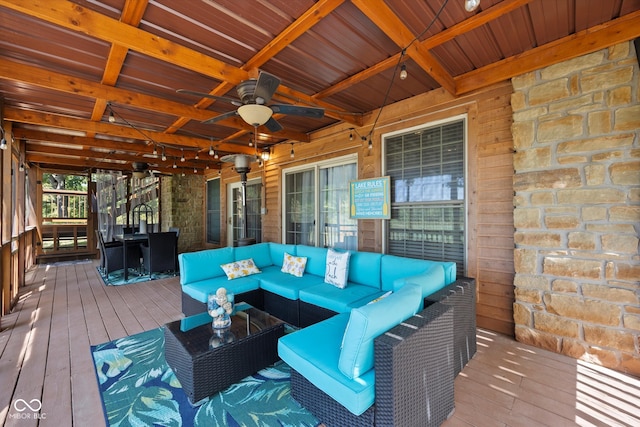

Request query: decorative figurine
[{"left": 207, "top": 287, "right": 235, "bottom": 329}]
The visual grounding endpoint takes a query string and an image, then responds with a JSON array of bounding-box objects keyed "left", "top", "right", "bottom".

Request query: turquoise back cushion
[
  {"left": 381, "top": 255, "right": 456, "bottom": 291},
  {"left": 268, "top": 243, "right": 297, "bottom": 267},
  {"left": 347, "top": 251, "right": 382, "bottom": 288},
  {"left": 235, "top": 243, "right": 273, "bottom": 268},
  {"left": 179, "top": 247, "right": 234, "bottom": 285},
  {"left": 295, "top": 245, "right": 328, "bottom": 276},
  {"left": 338, "top": 283, "right": 422, "bottom": 379}
]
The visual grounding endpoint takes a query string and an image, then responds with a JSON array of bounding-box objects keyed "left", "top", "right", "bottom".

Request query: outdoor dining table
[{"left": 113, "top": 233, "right": 148, "bottom": 280}]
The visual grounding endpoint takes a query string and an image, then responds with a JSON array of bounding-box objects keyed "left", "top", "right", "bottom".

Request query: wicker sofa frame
[{"left": 291, "top": 302, "right": 455, "bottom": 427}]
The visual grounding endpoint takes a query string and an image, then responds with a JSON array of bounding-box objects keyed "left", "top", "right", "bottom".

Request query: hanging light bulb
[
  {"left": 181, "top": 170, "right": 185, "bottom": 177},
  {"left": 400, "top": 64, "right": 408, "bottom": 80},
  {"left": 214, "top": 151, "right": 219, "bottom": 159},
  {"left": 173, "top": 160, "right": 177, "bottom": 169},
  {"left": 108, "top": 110, "right": 116, "bottom": 123},
  {"left": 349, "top": 130, "right": 354, "bottom": 141},
  {"left": 368, "top": 138, "right": 373, "bottom": 150},
  {"left": 180, "top": 149, "right": 185, "bottom": 162},
  {"left": 194, "top": 167, "right": 198, "bottom": 173},
  {"left": 290, "top": 144, "right": 295, "bottom": 159},
  {"left": 464, "top": 0, "right": 480, "bottom": 12},
  {"left": 0, "top": 130, "right": 7, "bottom": 150},
  {"left": 209, "top": 145, "right": 214, "bottom": 156},
  {"left": 195, "top": 152, "right": 199, "bottom": 160},
  {"left": 249, "top": 137, "right": 253, "bottom": 147},
  {"left": 152, "top": 144, "right": 158, "bottom": 156},
  {"left": 161, "top": 147, "right": 167, "bottom": 161},
  {"left": 206, "top": 164, "right": 210, "bottom": 170}
]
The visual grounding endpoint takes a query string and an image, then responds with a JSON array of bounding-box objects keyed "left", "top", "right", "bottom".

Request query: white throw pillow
[
  {"left": 324, "top": 248, "right": 350, "bottom": 288},
  {"left": 220, "top": 258, "right": 261, "bottom": 280},
  {"left": 281, "top": 252, "right": 307, "bottom": 277}
]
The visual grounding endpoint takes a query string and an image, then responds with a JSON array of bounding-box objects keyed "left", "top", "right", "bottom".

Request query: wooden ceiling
[{"left": 1, "top": 0, "right": 639, "bottom": 175}]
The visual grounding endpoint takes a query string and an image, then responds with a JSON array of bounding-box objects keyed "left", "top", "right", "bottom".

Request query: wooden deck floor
[{"left": 1, "top": 261, "right": 638, "bottom": 426}]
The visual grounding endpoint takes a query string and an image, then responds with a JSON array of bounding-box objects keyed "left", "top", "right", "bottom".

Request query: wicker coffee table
[{"left": 163, "top": 305, "right": 285, "bottom": 403}]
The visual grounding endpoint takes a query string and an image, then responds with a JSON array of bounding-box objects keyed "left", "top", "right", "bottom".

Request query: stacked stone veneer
[
  {"left": 160, "top": 174, "right": 205, "bottom": 254},
  {"left": 511, "top": 41, "right": 640, "bottom": 376}
]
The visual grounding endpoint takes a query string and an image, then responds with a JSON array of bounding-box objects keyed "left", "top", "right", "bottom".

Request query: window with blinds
[{"left": 385, "top": 119, "right": 466, "bottom": 276}]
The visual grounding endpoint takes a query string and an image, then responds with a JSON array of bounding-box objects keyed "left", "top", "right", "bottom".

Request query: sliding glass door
[{"left": 283, "top": 156, "right": 357, "bottom": 250}]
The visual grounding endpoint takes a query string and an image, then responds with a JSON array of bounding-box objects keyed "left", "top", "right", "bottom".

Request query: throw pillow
[
  {"left": 281, "top": 252, "right": 307, "bottom": 277},
  {"left": 324, "top": 248, "right": 350, "bottom": 288},
  {"left": 220, "top": 258, "right": 261, "bottom": 280}
]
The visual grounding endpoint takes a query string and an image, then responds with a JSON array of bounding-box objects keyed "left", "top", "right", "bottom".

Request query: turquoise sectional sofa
[
  {"left": 178, "top": 242, "right": 475, "bottom": 426},
  {"left": 179, "top": 242, "right": 456, "bottom": 326}
]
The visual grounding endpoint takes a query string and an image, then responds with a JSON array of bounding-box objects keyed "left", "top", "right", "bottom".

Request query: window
[
  {"left": 384, "top": 118, "right": 466, "bottom": 276},
  {"left": 206, "top": 178, "right": 221, "bottom": 244},
  {"left": 283, "top": 156, "right": 357, "bottom": 250}
]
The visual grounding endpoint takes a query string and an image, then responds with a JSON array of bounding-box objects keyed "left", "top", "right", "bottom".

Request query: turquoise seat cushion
[
  {"left": 179, "top": 247, "right": 235, "bottom": 286},
  {"left": 268, "top": 243, "right": 297, "bottom": 267},
  {"left": 258, "top": 266, "right": 324, "bottom": 300},
  {"left": 181, "top": 275, "right": 261, "bottom": 303},
  {"left": 295, "top": 245, "right": 328, "bottom": 276},
  {"left": 338, "top": 283, "right": 422, "bottom": 379},
  {"left": 234, "top": 242, "right": 273, "bottom": 269},
  {"left": 298, "top": 282, "right": 382, "bottom": 313},
  {"left": 380, "top": 255, "right": 455, "bottom": 291},
  {"left": 347, "top": 251, "right": 382, "bottom": 288},
  {"left": 278, "top": 313, "right": 376, "bottom": 416}
]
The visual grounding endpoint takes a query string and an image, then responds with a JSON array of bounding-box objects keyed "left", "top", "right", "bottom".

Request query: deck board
[{"left": 1, "top": 260, "right": 638, "bottom": 426}]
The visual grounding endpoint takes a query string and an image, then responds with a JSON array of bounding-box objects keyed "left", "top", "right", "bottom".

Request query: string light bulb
[
  {"left": 464, "top": 0, "right": 480, "bottom": 12},
  {"left": 180, "top": 149, "right": 185, "bottom": 162},
  {"left": 152, "top": 144, "right": 158, "bottom": 156},
  {"left": 290, "top": 144, "right": 295, "bottom": 159},
  {"left": 209, "top": 145, "right": 214, "bottom": 156},
  {"left": 108, "top": 110, "right": 115, "bottom": 123},
  {"left": 400, "top": 64, "right": 408, "bottom": 80},
  {"left": 349, "top": 130, "right": 354, "bottom": 141},
  {"left": 173, "top": 160, "right": 177, "bottom": 169},
  {"left": 0, "top": 129, "right": 7, "bottom": 150},
  {"left": 368, "top": 138, "right": 373, "bottom": 150},
  {"left": 161, "top": 147, "right": 167, "bottom": 161},
  {"left": 214, "top": 151, "right": 219, "bottom": 159}
]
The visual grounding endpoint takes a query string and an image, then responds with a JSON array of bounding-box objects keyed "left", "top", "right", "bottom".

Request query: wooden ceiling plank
[
  {"left": 351, "top": 0, "right": 456, "bottom": 94},
  {"left": 455, "top": 10, "right": 640, "bottom": 95}
]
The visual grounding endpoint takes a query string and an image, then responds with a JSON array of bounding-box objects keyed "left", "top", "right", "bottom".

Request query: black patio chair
[{"left": 140, "top": 231, "right": 178, "bottom": 277}]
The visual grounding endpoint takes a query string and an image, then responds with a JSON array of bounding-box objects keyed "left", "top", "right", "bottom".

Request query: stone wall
[
  {"left": 160, "top": 174, "right": 205, "bottom": 254},
  {"left": 511, "top": 41, "right": 640, "bottom": 375}
]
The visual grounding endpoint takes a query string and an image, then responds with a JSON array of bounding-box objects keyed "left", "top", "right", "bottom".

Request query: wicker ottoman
[{"left": 163, "top": 307, "right": 285, "bottom": 403}]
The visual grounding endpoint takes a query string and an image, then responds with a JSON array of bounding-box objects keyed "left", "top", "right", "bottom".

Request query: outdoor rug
[
  {"left": 98, "top": 268, "right": 177, "bottom": 286},
  {"left": 91, "top": 327, "right": 320, "bottom": 427}
]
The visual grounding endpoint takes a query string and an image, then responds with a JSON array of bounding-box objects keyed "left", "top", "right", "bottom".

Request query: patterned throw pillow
[
  {"left": 220, "top": 258, "right": 261, "bottom": 280},
  {"left": 281, "top": 252, "right": 307, "bottom": 277},
  {"left": 324, "top": 248, "right": 350, "bottom": 288}
]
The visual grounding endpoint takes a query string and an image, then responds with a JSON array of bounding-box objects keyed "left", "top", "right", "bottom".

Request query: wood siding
[{"left": 224, "top": 82, "right": 517, "bottom": 336}]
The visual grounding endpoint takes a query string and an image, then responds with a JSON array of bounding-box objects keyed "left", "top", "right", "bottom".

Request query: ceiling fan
[
  {"left": 132, "top": 161, "right": 150, "bottom": 179},
  {"left": 178, "top": 71, "right": 324, "bottom": 132}
]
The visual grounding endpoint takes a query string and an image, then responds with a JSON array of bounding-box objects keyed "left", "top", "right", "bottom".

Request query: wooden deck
[{"left": 1, "top": 261, "right": 638, "bottom": 426}]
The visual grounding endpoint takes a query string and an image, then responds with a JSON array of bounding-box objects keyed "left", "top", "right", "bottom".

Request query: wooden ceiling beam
[
  {"left": 455, "top": 10, "right": 640, "bottom": 95},
  {"left": 351, "top": 0, "right": 456, "bottom": 94},
  {"left": 0, "top": 0, "right": 354, "bottom": 127},
  {"left": 4, "top": 107, "right": 256, "bottom": 155}
]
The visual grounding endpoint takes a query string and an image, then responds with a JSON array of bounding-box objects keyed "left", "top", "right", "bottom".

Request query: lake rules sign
[{"left": 350, "top": 176, "right": 391, "bottom": 219}]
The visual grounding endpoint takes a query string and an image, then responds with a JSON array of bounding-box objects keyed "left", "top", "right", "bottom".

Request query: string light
[
  {"left": 180, "top": 149, "right": 185, "bottom": 162},
  {"left": 464, "top": 0, "right": 480, "bottom": 12},
  {"left": 173, "top": 160, "right": 177, "bottom": 169},
  {"left": 209, "top": 145, "right": 214, "bottom": 156},
  {"left": 108, "top": 110, "right": 115, "bottom": 123},
  {"left": 290, "top": 144, "right": 295, "bottom": 159},
  {"left": 400, "top": 64, "right": 407, "bottom": 80},
  {"left": 152, "top": 144, "right": 158, "bottom": 156},
  {"left": 161, "top": 146, "right": 167, "bottom": 161}
]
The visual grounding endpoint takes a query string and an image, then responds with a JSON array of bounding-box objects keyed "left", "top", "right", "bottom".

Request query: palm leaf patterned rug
[{"left": 91, "top": 327, "right": 320, "bottom": 426}]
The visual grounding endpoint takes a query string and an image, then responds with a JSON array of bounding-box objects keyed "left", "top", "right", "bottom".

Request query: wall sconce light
[{"left": 261, "top": 147, "right": 270, "bottom": 161}]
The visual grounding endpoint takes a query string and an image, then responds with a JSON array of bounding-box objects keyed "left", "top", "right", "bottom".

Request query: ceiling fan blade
[
  {"left": 253, "top": 72, "right": 281, "bottom": 104},
  {"left": 202, "top": 110, "right": 238, "bottom": 124},
  {"left": 270, "top": 104, "right": 325, "bottom": 119},
  {"left": 177, "top": 89, "right": 242, "bottom": 106},
  {"left": 264, "top": 117, "right": 283, "bottom": 132}
]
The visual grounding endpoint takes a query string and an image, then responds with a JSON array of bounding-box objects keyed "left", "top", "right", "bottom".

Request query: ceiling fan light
[
  {"left": 464, "top": 0, "right": 480, "bottom": 12},
  {"left": 237, "top": 104, "right": 273, "bottom": 126}
]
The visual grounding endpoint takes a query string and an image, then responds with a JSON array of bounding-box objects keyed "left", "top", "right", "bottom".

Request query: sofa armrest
[
  {"left": 425, "top": 276, "right": 477, "bottom": 375},
  {"left": 374, "top": 302, "right": 455, "bottom": 427}
]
